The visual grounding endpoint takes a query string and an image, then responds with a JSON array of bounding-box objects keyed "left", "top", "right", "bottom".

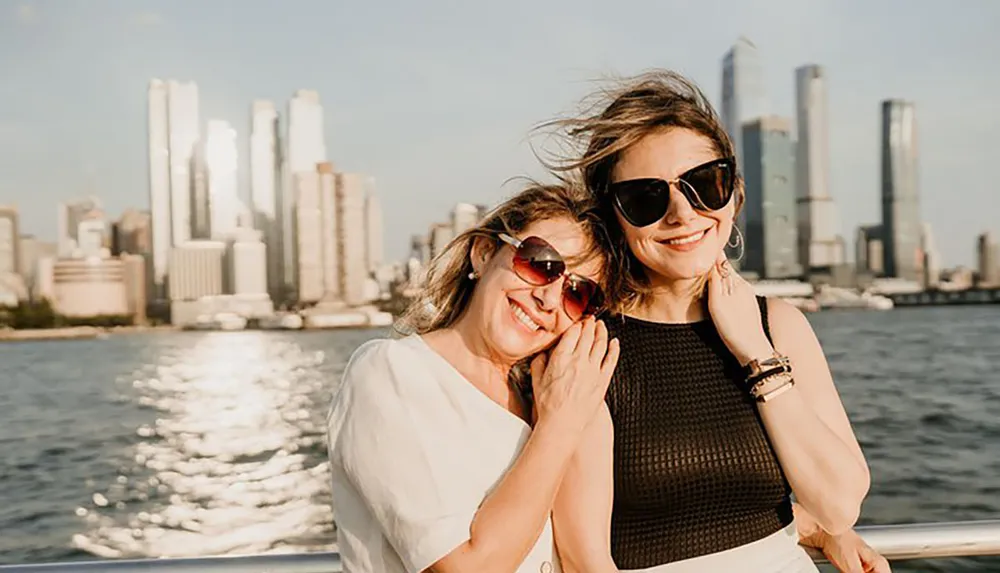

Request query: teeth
[
  {"left": 665, "top": 229, "right": 707, "bottom": 245},
  {"left": 512, "top": 303, "right": 541, "bottom": 331}
]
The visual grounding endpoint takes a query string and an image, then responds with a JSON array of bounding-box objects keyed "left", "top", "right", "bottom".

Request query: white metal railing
[{"left": 1, "top": 520, "right": 999, "bottom": 572}]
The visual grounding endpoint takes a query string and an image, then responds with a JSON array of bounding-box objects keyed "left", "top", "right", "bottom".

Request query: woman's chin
[
  {"left": 489, "top": 327, "right": 551, "bottom": 362},
  {"left": 648, "top": 259, "right": 717, "bottom": 283}
]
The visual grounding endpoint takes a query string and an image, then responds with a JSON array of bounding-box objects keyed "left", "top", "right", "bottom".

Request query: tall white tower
[
  {"left": 795, "top": 64, "right": 842, "bottom": 270},
  {"left": 250, "top": 100, "right": 282, "bottom": 299}
]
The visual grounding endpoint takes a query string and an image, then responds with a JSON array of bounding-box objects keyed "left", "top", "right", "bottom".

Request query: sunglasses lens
[
  {"left": 611, "top": 179, "right": 670, "bottom": 227},
  {"left": 562, "top": 277, "right": 603, "bottom": 321},
  {"left": 513, "top": 236, "right": 565, "bottom": 286},
  {"left": 683, "top": 161, "right": 733, "bottom": 211}
]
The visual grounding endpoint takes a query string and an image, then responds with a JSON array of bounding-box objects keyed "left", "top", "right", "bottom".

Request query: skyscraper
[
  {"left": 284, "top": 90, "right": 327, "bottom": 291},
  {"left": 148, "top": 78, "right": 200, "bottom": 299},
  {"left": 411, "top": 234, "right": 430, "bottom": 266},
  {"left": 429, "top": 223, "right": 454, "bottom": 260},
  {"left": 295, "top": 164, "right": 338, "bottom": 304},
  {"left": 205, "top": 120, "right": 240, "bottom": 239},
  {"left": 880, "top": 100, "right": 922, "bottom": 281},
  {"left": 919, "top": 223, "right": 940, "bottom": 288},
  {"left": 364, "top": 186, "right": 384, "bottom": 274},
  {"left": 147, "top": 79, "right": 171, "bottom": 297},
  {"left": 166, "top": 80, "right": 200, "bottom": 248},
  {"left": 111, "top": 209, "right": 152, "bottom": 256},
  {"left": 721, "top": 38, "right": 767, "bottom": 241},
  {"left": 721, "top": 38, "right": 767, "bottom": 174},
  {"left": 855, "top": 225, "right": 884, "bottom": 276},
  {"left": 741, "top": 117, "right": 800, "bottom": 279},
  {"left": 977, "top": 232, "right": 998, "bottom": 286},
  {"left": 57, "top": 196, "right": 103, "bottom": 258},
  {"left": 250, "top": 100, "right": 283, "bottom": 299},
  {"left": 337, "top": 172, "right": 369, "bottom": 306},
  {"left": 452, "top": 202, "right": 480, "bottom": 236},
  {"left": 0, "top": 205, "right": 20, "bottom": 276},
  {"left": 189, "top": 140, "right": 210, "bottom": 239},
  {"left": 795, "top": 65, "right": 843, "bottom": 270}
]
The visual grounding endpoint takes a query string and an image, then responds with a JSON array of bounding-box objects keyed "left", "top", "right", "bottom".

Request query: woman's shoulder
[
  {"left": 598, "top": 311, "right": 629, "bottom": 335},
  {"left": 345, "top": 335, "right": 418, "bottom": 371},
  {"left": 337, "top": 336, "right": 430, "bottom": 401},
  {"left": 757, "top": 296, "right": 816, "bottom": 345}
]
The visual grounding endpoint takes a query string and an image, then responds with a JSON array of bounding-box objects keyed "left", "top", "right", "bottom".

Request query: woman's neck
[
  {"left": 628, "top": 276, "right": 708, "bottom": 324},
  {"left": 422, "top": 316, "right": 512, "bottom": 389}
]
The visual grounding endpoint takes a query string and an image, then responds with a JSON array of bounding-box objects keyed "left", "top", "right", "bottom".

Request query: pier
[{"left": 887, "top": 287, "right": 1000, "bottom": 307}]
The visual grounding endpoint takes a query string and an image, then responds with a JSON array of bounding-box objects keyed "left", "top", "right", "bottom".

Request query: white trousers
[{"left": 623, "top": 522, "right": 820, "bottom": 573}]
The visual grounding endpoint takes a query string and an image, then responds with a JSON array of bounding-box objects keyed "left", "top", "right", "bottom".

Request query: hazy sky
[{"left": 0, "top": 0, "right": 997, "bottom": 265}]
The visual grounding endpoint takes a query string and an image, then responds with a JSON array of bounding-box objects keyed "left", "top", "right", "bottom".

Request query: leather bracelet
[
  {"left": 746, "top": 364, "right": 791, "bottom": 389},
  {"left": 743, "top": 353, "right": 792, "bottom": 392},
  {"left": 749, "top": 370, "right": 787, "bottom": 397},
  {"left": 754, "top": 373, "right": 796, "bottom": 403}
]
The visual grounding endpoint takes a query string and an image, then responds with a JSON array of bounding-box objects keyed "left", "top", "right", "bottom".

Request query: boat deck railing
[{"left": 1, "top": 520, "right": 999, "bottom": 572}]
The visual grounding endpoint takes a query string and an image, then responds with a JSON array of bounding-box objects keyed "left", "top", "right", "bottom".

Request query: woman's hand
[
  {"left": 802, "top": 528, "right": 891, "bottom": 573},
  {"left": 706, "top": 253, "right": 775, "bottom": 365},
  {"left": 531, "top": 317, "right": 619, "bottom": 433}
]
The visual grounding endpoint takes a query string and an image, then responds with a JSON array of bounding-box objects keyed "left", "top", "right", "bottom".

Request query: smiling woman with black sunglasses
[
  {"left": 327, "top": 182, "right": 620, "bottom": 573},
  {"left": 542, "top": 71, "right": 888, "bottom": 573}
]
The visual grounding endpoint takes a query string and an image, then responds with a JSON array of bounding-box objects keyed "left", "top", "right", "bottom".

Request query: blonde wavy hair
[
  {"left": 537, "top": 69, "right": 744, "bottom": 313},
  {"left": 397, "top": 181, "right": 616, "bottom": 338}
]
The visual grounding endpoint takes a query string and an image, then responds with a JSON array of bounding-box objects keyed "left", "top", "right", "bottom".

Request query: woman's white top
[{"left": 327, "top": 335, "right": 561, "bottom": 573}]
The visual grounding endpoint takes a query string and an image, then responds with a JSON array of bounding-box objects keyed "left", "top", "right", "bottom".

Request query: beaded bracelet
[
  {"left": 751, "top": 372, "right": 796, "bottom": 403},
  {"left": 742, "top": 353, "right": 792, "bottom": 393}
]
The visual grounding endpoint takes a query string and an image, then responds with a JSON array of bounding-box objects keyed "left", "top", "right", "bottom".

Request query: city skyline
[{"left": 1, "top": 1, "right": 998, "bottom": 267}]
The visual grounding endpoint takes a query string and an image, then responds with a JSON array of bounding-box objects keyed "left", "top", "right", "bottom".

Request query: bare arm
[
  {"left": 794, "top": 502, "right": 891, "bottom": 573},
  {"left": 552, "top": 403, "right": 618, "bottom": 573},
  {"left": 749, "top": 298, "right": 871, "bottom": 535},
  {"left": 708, "top": 261, "right": 869, "bottom": 536},
  {"left": 426, "top": 319, "right": 620, "bottom": 573},
  {"left": 427, "top": 415, "right": 586, "bottom": 573},
  {"left": 793, "top": 502, "right": 823, "bottom": 545}
]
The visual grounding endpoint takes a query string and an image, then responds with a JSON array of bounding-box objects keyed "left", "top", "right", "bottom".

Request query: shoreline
[
  {"left": 0, "top": 325, "right": 178, "bottom": 342},
  {"left": 0, "top": 326, "right": 104, "bottom": 342}
]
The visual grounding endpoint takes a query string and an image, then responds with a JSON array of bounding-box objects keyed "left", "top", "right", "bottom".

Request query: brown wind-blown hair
[
  {"left": 537, "top": 69, "right": 743, "bottom": 313},
  {"left": 396, "top": 181, "right": 615, "bottom": 337}
]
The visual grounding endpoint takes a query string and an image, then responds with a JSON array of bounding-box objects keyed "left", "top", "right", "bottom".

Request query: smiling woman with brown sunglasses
[
  {"left": 327, "top": 182, "right": 619, "bottom": 573},
  {"left": 542, "top": 71, "right": 888, "bottom": 573}
]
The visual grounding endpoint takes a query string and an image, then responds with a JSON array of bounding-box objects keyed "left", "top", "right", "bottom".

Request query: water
[{"left": 1, "top": 307, "right": 998, "bottom": 572}]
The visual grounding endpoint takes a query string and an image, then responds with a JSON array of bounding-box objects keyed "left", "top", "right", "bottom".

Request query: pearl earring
[{"left": 468, "top": 271, "right": 479, "bottom": 280}]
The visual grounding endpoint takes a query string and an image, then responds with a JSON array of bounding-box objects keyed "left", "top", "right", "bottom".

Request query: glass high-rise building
[
  {"left": 147, "top": 79, "right": 171, "bottom": 297},
  {"left": 741, "top": 116, "right": 800, "bottom": 279},
  {"left": 166, "top": 81, "right": 200, "bottom": 248},
  {"left": 205, "top": 120, "right": 240, "bottom": 240},
  {"left": 250, "top": 100, "right": 283, "bottom": 300},
  {"left": 721, "top": 37, "right": 767, "bottom": 241},
  {"left": 721, "top": 38, "right": 767, "bottom": 173},
  {"left": 147, "top": 78, "right": 199, "bottom": 300},
  {"left": 880, "top": 100, "right": 922, "bottom": 281}
]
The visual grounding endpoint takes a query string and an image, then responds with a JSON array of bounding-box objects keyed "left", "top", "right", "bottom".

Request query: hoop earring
[{"left": 727, "top": 226, "right": 745, "bottom": 262}]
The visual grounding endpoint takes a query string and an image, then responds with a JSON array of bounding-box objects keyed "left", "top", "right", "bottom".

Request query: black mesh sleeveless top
[{"left": 603, "top": 297, "right": 792, "bottom": 569}]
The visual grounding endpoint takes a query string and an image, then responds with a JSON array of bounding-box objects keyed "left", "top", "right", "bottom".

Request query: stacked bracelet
[
  {"left": 743, "top": 353, "right": 795, "bottom": 402},
  {"left": 750, "top": 372, "right": 795, "bottom": 402}
]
